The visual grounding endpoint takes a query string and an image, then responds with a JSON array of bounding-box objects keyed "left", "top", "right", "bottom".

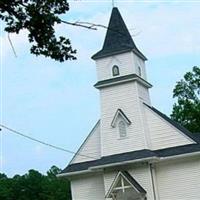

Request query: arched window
[
  {"left": 138, "top": 66, "right": 142, "bottom": 77},
  {"left": 118, "top": 121, "right": 127, "bottom": 138},
  {"left": 112, "top": 65, "right": 120, "bottom": 76}
]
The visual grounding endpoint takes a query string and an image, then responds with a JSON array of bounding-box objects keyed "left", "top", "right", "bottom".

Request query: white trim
[
  {"left": 159, "top": 151, "right": 200, "bottom": 162},
  {"left": 111, "top": 109, "right": 131, "bottom": 128},
  {"left": 57, "top": 169, "right": 91, "bottom": 177},
  {"left": 105, "top": 171, "right": 142, "bottom": 198},
  {"left": 114, "top": 185, "right": 132, "bottom": 190},
  {"left": 58, "top": 151, "right": 200, "bottom": 177},
  {"left": 139, "top": 99, "right": 152, "bottom": 149},
  {"left": 149, "top": 163, "right": 159, "bottom": 200},
  {"left": 96, "top": 76, "right": 152, "bottom": 89},
  {"left": 89, "top": 157, "right": 158, "bottom": 170}
]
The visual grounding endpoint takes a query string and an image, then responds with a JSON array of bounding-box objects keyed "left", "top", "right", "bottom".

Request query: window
[
  {"left": 112, "top": 65, "right": 120, "bottom": 76},
  {"left": 118, "top": 121, "right": 127, "bottom": 138},
  {"left": 138, "top": 66, "right": 142, "bottom": 77}
]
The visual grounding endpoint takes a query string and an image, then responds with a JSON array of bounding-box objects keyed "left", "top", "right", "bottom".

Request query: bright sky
[{"left": 1, "top": 1, "right": 200, "bottom": 177}]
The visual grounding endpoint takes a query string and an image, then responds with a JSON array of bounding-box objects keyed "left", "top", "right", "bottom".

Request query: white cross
[{"left": 112, "top": 0, "right": 115, "bottom": 7}]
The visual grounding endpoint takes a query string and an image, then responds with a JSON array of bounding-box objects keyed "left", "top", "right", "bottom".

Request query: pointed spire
[{"left": 92, "top": 7, "right": 147, "bottom": 60}]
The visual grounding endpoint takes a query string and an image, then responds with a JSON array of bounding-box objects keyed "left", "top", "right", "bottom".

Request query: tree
[
  {"left": 0, "top": 0, "right": 76, "bottom": 62},
  {"left": 171, "top": 66, "right": 200, "bottom": 133},
  {"left": 0, "top": 166, "right": 72, "bottom": 200}
]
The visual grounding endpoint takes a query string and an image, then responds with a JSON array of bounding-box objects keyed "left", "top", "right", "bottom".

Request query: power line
[{"left": 0, "top": 124, "right": 97, "bottom": 160}]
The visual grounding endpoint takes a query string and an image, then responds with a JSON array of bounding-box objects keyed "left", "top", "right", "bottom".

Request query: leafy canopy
[
  {"left": 0, "top": 0, "right": 76, "bottom": 62},
  {"left": 0, "top": 166, "right": 72, "bottom": 200},
  {"left": 171, "top": 66, "right": 200, "bottom": 133}
]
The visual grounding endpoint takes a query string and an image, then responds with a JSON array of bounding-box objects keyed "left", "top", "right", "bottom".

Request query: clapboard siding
[
  {"left": 96, "top": 52, "right": 135, "bottom": 81},
  {"left": 156, "top": 157, "right": 200, "bottom": 200},
  {"left": 132, "top": 53, "right": 147, "bottom": 80},
  {"left": 100, "top": 81, "right": 146, "bottom": 156},
  {"left": 103, "top": 164, "right": 154, "bottom": 200},
  {"left": 71, "top": 121, "right": 101, "bottom": 164},
  {"left": 137, "top": 82, "right": 151, "bottom": 104},
  {"left": 95, "top": 52, "right": 146, "bottom": 81},
  {"left": 144, "top": 105, "right": 193, "bottom": 150},
  {"left": 103, "top": 171, "right": 117, "bottom": 196},
  {"left": 71, "top": 173, "right": 105, "bottom": 200},
  {"left": 129, "top": 165, "right": 154, "bottom": 200}
]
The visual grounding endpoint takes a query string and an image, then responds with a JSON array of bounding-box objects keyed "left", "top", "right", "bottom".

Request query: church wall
[
  {"left": 155, "top": 157, "right": 200, "bottom": 200},
  {"left": 71, "top": 173, "right": 105, "bottom": 200},
  {"left": 103, "top": 164, "right": 154, "bottom": 200},
  {"left": 144, "top": 105, "right": 194, "bottom": 150},
  {"left": 100, "top": 81, "right": 146, "bottom": 156},
  {"left": 70, "top": 121, "right": 101, "bottom": 164}
]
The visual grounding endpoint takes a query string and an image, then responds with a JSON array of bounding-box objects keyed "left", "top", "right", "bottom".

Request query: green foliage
[
  {"left": 0, "top": 166, "right": 71, "bottom": 200},
  {"left": 0, "top": 0, "right": 76, "bottom": 62},
  {"left": 171, "top": 66, "right": 200, "bottom": 133}
]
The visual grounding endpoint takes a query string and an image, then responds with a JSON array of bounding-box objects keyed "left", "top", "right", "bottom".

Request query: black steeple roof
[{"left": 92, "top": 7, "right": 147, "bottom": 60}]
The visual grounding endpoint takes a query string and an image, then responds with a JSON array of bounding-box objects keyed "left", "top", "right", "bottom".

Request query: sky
[{"left": 1, "top": 1, "right": 200, "bottom": 177}]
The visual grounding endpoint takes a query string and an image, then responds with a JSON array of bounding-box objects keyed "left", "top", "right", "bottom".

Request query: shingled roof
[
  {"left": 60, "top": 105, "right": 200, "bottom": 175},
  {"left": 61, "top": 144, "right": 200, "bottom": 174},
  {"left": 92, "top": 7, "right": 147, "bottom": 60}
]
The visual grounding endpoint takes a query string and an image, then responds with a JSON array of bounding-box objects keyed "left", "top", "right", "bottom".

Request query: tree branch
[{"left": 61, "top": 20, "right": 97, "bottom": 30}]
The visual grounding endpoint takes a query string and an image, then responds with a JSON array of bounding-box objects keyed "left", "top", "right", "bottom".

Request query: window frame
[
  {"left": 112, "top": 65, "right": 120, "bottom": 76},
  {"left": 118, "top": 120, "right": 127, "bottom": 138},
  {"left": 138, "top": 66, "right": 142, "bottom": 77}
]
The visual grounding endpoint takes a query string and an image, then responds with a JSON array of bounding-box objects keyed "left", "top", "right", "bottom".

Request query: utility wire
[{"left": 0, "top": 124, "right": 98, "bottom": 160}]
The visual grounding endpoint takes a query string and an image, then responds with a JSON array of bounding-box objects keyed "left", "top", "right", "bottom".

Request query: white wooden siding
[
  {"left": 96, "top": 52, "right": 134, "bottom": 81},
  {"left": 71, "top": 173, "right": 105, "bottom": 200},
  {"left": 103, "top": 164, "right": 154, "bottom": 200},
  {"left": 129, "top": 165, "right": 154, "bottom": 200},
  {"left": 100, "top": 81, "right": 147, "bottom": 156},
  {"left": 103, "top": 170, "right": 117, "bottom": 196},
  {"left": 71, "top": 121, "right": 101, "bottom": 164},
  {"left": 156, "top": 157, "right": 200, "bottom": 200},
  {"left": 132, "top": 53, "right": 147, "bottom": 80},
  {"left": 137, "top": 82, "right": 151, "bottom": 104},
  {"left": 95, "top": 51, "right": 146, "bottom": 81},
  {"left": 144, "top": 105, "right": 194, "bottom": 150}
]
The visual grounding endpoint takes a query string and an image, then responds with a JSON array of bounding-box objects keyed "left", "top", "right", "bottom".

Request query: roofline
[
  {"left": 58, "top": 157, "right": 158, "bottom": 177},
  {"left": 92, "top": 48, "right": 147, "bottom": 61},
  {"left": 57, "top": 169, "right": 92, "bottom": 177},
  {"left": 159, "top": 150, "right": 200, "bottom": 162},
  {"left": 89, "top": 156, "right": 158, "bottom": 171},
  {"left": 58, "top": 149, "right": 200, "bottom": 177},
  {"left": 94, "top": 74, "right": 152, "bottom": 89}
]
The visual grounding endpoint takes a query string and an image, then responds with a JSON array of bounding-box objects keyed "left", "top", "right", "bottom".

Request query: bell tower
[{"left": 92, "top": 7, "right": 152, "bottom": 157}]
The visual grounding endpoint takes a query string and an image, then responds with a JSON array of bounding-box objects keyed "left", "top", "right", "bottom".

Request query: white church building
[{"left": 58, "top": 7, "right": 200, "bottom": 200}]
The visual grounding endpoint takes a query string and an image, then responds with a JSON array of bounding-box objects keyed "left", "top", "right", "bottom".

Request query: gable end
[
  {"left": 70, "top": 120, "right": 101, "bottom": 164},
  {"left": 144, "top": 103, "right": 198, "bottom": 144}
]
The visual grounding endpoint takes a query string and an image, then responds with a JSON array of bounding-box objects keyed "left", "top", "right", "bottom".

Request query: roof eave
[
  {"left": 57, "top": 156, "right": 158, "bottom": 177},
  {"left": 94, "top": 74, "right": 152, "bottom": 89},
  {"left": 92, "top": 48, "right": 147, "bottom": 61},
  {"left": 58, "top": 150, "right": 200, "bottom": 178}
]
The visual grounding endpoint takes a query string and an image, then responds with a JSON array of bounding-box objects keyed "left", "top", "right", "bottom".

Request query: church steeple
[
  {"left": 92, "top": 7, "right": 152, "bottom": 157},
  {"left": 92, "top": 7, "right": 147, "bottom": 61}
]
